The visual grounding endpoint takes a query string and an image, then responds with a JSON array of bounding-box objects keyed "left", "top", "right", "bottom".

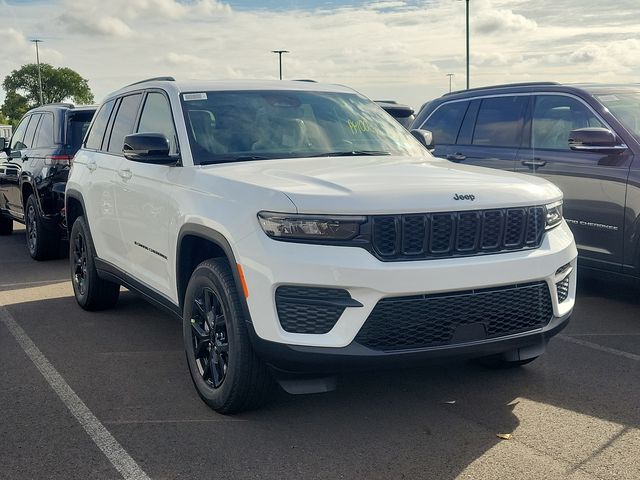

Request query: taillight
[{"left": 45, "top": 155, "right": 73, "bottom": 166}]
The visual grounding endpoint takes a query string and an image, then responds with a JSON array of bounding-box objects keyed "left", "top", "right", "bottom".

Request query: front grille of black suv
[
  {"left": 370, "top": 206, "right": 545, "bottom": 261},
  {"left": 275, "top": 286, "right": 357, "bottom": 334},
  {"left": 354, "top": 282, "right": 553, "bottom": 351}
]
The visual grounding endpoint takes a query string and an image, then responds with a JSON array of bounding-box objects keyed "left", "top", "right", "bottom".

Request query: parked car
[
  {"left": 0, "top": 103, "right": 96, "bottom": 259},
  {"left": 0, "top": 125, "right": 11, "bottom": 160},
  {"left": 66, "top": 77, "right": 576, "bottom": 413},
  {"left": 413, "top": 82, "right": 640, "bottom": 280},
  {"left": 375, "top": 100, "right": 415, "bottom": 129}
]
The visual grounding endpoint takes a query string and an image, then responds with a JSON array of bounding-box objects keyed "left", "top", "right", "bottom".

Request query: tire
[
  {"left": 0, "top": 215, "right": 13, "bottom": 235},
  {"left": 183, "top": 258, "right": 274, "bottom": 414},
  {"left": 69, "top": 215, "right": 120, "bottom": 310},
  {"left": 25, "top": 195, "right": 60, "bottom": 260}
]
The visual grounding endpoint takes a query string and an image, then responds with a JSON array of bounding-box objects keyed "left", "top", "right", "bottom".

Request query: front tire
[
  {"left": 69, "top": 216, "right": 120, "bottom": 310},
  {"left": 25, "top": 195, "right": 60, "bottom": 260},
  {"left": 183, "top": 258, "right": 274, "bottom": 414},
  {"left": 0, "top": 215, "right": 13, "bottom": 235}
]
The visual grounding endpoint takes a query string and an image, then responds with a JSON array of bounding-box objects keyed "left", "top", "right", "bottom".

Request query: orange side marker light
[{"left": 237, "top": 264, "right": 249, "bottom": 298}]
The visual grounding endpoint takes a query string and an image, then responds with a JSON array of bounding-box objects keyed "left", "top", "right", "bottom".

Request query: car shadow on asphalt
[{"left": 4, "top": 286, "right": 639, "bottom": 479}]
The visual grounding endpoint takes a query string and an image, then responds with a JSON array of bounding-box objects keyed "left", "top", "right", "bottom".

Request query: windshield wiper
[
  {"left": 309, "top": 150, "right": 391, "bottom": 157},
  {"left": 199, "top": 155, "right": 272, "bottom": 165}
]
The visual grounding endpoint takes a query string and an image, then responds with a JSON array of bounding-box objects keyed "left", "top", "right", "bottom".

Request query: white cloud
[{"left": 1, "top": 0, "right": 640, "bottom": 110}]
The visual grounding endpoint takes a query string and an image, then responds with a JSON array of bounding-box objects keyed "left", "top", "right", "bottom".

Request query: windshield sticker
[
  {"left": 183, "top": 92, "right": 208, "bottom": 101},
  {"left": 597, "top": 94, "right": 619, "bottom": 102},
  {"left": 347, "top": 119, "right": 373, "bottom": 134}
]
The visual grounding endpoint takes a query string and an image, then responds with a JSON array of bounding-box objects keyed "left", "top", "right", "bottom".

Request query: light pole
[
  {"left": 446, "top": 73, "right": 455, "bottom": 93},
  {"left": 31, "top": 39, "right": 44, "bottom": 105},
  {"left": 271, "top": 50, "right": 290, "bottom": 80},
  {"left": 465, "top": 0, "right": 469, "bottom": 89}
]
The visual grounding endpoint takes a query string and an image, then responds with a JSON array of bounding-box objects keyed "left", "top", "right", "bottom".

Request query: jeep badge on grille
[{"left": 453, "top": 194, "right": 476, "bottom": 201}]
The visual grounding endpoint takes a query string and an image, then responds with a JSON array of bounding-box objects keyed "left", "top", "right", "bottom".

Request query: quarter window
[
  {"left": 137, "top": 92, "right": 177, "bottom": 154},
  {"left": 34, "top": 113, "right": 54, "bottom": 148},
  {"left": 423, "top": 101, "right": 468, "bottom": 145},
  {"left": 472, "top": 97, "right": 527, "bottom": 147},
  {"left": 532, "top": 95, "right": 605, "bottom": 150},
  {"left": 107, "top": 94, "right": 143, "bottom": 154},
  {"left": 85, "top": 100, "right": 116, "bottom": 150}
]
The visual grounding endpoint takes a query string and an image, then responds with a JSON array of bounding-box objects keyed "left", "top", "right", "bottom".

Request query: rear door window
[
  {"left": 22, "top": 114, "right": 42, "bottom": 149},
  {"left": 472, "top": 97, "right": 527, "bottom": 147},
  {"left": 85, "top": 100, "right": 116, "bottom": 150},
  {"left": 422, "top": 101, "right": 468, "bottom": 145},
  {"left": 107, "top": 94, "right": 143, "bottom": 154},
  {"left": 34, "top": 113, "right": 54, "bottom": 148}
]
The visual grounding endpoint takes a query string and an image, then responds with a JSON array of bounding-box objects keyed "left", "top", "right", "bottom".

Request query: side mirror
[
  {"left": 568, "top": 128, "right": 627, "bottom": 154},
  {"left": 410, "top": 128, "right": 435, "bottom": 151},
  {"left": 123, "top": 133, "right": 177, "bottom": 165}
]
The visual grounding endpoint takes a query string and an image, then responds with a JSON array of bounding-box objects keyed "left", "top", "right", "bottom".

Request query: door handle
[
  {"left": 446, "top": 153, "right": 467, "bottom": 162},
  {"left": 86, "top": 160, "right": 97, "bottom": 172},
  {"left": 118, "top": 168, "right": 132, "bottom": 180},
  {"left": 521, "top": 158, "right": 547, "bottom": 168},
  {"left": 21, "top": 156, "right": 29, "bottom": 162}
]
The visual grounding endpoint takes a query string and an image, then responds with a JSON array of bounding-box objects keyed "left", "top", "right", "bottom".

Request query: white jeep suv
[{"left": 66, "top": 77, "right": 577, "bottom": 413}]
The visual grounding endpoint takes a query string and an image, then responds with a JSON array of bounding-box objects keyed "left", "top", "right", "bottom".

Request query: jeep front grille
[
  {"left": 370, "top": 206, "right": 545, "bottom": 261},
  {"left": 355, "top": 281, "right": 553, "bottom": 351}
]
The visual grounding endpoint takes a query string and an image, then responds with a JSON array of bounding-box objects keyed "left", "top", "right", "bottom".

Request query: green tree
[{"left": 1, "top": 63, "right": 94, "bottom": 122}]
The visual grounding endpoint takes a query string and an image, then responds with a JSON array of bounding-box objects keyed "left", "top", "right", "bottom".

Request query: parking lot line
[
  {"left": 558, "top": 334, "right": 640, "bottom": 362},
  {"left": 0, "top": 305, "right": 151, "bottom": 480},
  {"left": 0, "top": 279, "right": 70, "bottom": 288}
]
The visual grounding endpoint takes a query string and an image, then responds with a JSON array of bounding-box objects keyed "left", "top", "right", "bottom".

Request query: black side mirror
[
  {"left": 123, "top": 133, "right": 178, "bottom": 165},
  {"left": 410, "top": 128, "right": 435, "bottom": 151},
  {"left": 568, "top": 128, "right": 627, "bottom": 154}
]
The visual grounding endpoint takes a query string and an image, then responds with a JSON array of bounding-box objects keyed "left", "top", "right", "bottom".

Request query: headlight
[
  {"left": 258, "top": 212, "right": 365, "bottom": 241},
  {"left": 545, "top": 200, "right": 563, "bottom": 230}
]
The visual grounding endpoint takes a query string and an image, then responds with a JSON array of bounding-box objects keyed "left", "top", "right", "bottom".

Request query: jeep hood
[{"left": 202, "top": 155, "right": 562, "bottom": 214}]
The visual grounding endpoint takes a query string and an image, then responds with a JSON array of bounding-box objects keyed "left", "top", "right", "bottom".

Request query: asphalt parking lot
[{"left": 1, "top": 223, "right": 639, "bottom": 480}]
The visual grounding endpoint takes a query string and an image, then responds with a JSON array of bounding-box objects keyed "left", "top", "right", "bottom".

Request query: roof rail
[
  {"left": 123, "top": 76, "right": 176, "bottom": 88},
  {"left": 293, "top": 79, "right": 317, "bottom": 82},
  {"left": 443, "top": 81, "right": 560, "bottom": 96},
  {"left": 44, "top": 102, "right": 74, "bottom": 108}
]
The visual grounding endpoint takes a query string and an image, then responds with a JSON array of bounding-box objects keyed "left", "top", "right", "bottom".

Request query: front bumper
[{"left": 237, "top": 219, "right": 576, "bottom": 350}]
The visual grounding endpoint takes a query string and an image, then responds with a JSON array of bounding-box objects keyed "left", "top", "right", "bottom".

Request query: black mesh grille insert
[
  {"left": 355, "top": 282, "right": 553, "bottom": 351},
  {"left": 371, "top": 206, "right": 545, "bottom": 261},
  {"left": 275, "top": 286, "right": 351, "bottom": 334},
  {"left": 556, "top": 276, "right": 570, "bottom": 303}
]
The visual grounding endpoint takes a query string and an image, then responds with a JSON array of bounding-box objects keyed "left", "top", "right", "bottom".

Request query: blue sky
[{"left": 2, "top": 0, "right": 640, "bottom": 109}]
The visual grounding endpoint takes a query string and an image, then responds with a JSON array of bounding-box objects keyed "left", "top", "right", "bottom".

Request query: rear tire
[
  {"left": 0, "top": 215, "right": 13, "bottom": 235},
  {"left": 25, "top": 195, "right": 60, "bottom": 260},
  {"left": 69, "top": 215, "right": 120, "bottom": 310},
  {"left": 183, "top": 258, "right": 274, "bottom": 414}
]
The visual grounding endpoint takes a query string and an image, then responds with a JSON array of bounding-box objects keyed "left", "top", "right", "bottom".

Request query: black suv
[
  {"left": 0, "top": 103, "right": 96, "bottom": 259},
  {"left": 412, "top": 82, "right": 640, "bottom": 280},
  {"left": 375, "top": 100, "right": 415, "bottom": 129}
]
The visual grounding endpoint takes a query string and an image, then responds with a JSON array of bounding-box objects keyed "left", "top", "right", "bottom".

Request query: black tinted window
[
  {"left": 423, "top": 101, "right": 468, "bottom": 145},
  {"left": 10, "top": 116, "right": 31, "bottom": 150},
  {"left": 473, "top": 97, "right": 527, "bottom": 147},
  {"left": 22, "top": 114, "right": 41, "bottom": 149},
  {"left": 108, "top": 94, "right": 143, "bottom": 154},
  {"left": 34, "top": 113, "right": 54, "bottom": 148},
  {"left": 137, "top": 92, "right": 177, "bottom": 154},
  {"left": 67, "top": 111, "right": 94, "bottom": 150},
  {"left": 85, "top": 100, "right": 115, "bottom": 150},
  {"left": 532, "top": 95, "right": 604, "bottom": 150}
]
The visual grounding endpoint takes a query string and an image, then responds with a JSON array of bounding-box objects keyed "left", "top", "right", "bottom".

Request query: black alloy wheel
[
  {"left": 71, "top": 229, "right": 88, "bottom": 297},
  {"left": 26, "top": 202, "right": 38, "bottom": 256},
  {"left": 191, "top": 287, "right": 230, "bottom": 389}
]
